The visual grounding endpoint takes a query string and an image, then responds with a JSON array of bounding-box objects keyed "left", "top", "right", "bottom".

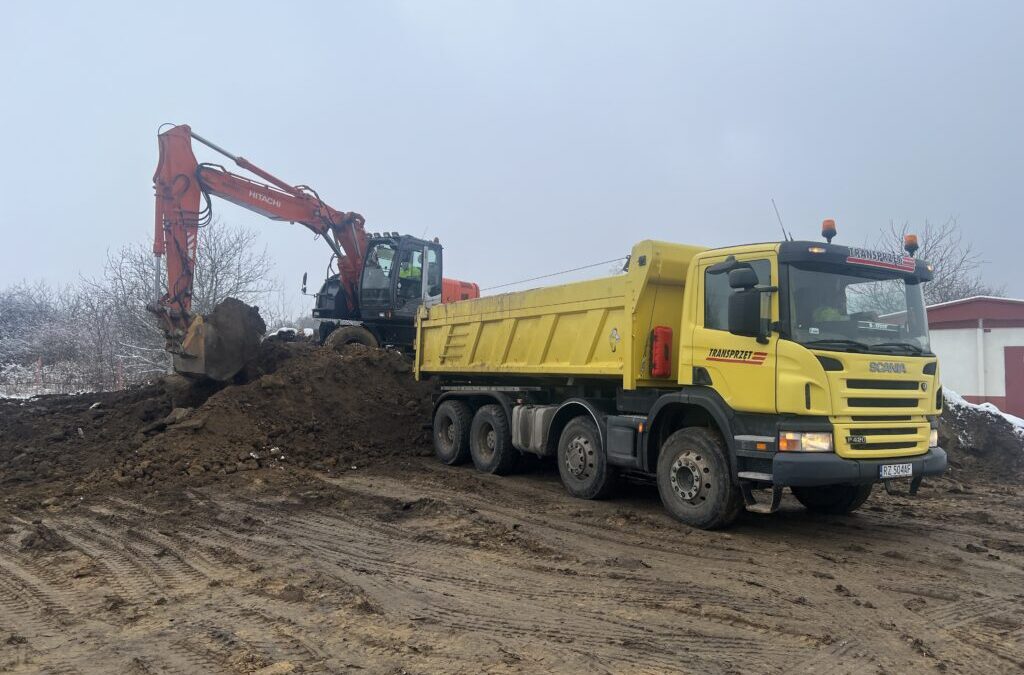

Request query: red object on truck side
[
  {"left": 651, "top": 326, "right": 673, "bottom": 378},
  {"left": 442, "top": 278, "right": 481, "bottom": 303}
]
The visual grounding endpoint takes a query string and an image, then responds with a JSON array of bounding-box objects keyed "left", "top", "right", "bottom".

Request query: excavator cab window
[{"left": 361, "top": 242, "right": 396, "bottom": 305}]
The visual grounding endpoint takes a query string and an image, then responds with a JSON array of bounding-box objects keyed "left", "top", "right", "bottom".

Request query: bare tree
[
  {"left": 873, "top": 217, "right": 1003, "bottom": 305},
  {"left": 0, "top": 220, "right": 281, "bottom": 396},
  {"left": 191, "top": 220, "right": 279, "bottom": 313}
]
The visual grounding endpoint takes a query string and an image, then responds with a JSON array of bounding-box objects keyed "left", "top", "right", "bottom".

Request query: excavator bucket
[{"left": 173, "top": 298, "right": 266, "bottom": 381}]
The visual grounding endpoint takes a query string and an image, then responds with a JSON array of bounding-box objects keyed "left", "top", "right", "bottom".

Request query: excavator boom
[{"left": 153, "top": 125, "right": 367, "bottom": 321}]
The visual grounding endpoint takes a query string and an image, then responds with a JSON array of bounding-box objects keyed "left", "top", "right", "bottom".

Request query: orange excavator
[{"left": 150, "top": 124, "right": 479, "bottom": 380}]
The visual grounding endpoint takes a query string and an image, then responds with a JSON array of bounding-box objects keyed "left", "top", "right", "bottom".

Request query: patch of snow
[
  {"left": 0, "top": 391, "right": 36, "bottom": 400},
  {"left": 945, "top": 389, "right": 1024, "bottom": 440}
]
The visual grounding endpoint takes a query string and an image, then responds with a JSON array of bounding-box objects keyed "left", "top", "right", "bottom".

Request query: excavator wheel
[{"left": 324, "top": 325, "right": 379, "bottom": 351}]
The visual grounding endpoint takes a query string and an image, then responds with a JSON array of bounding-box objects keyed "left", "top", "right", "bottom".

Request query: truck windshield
[{"left": 786, "top": 263, "right": 931, "bottom": 355}]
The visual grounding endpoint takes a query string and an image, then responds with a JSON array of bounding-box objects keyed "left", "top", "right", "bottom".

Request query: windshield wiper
[
  {"left": 872, "top": 342, "right": 926, "bottom": 355},
  {"left": 801, "top": 338, "right": 872, "bottom": 353}
]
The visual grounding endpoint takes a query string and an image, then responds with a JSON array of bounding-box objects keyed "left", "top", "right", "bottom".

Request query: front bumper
[{"left": 771, "top": 447, "right": 947, "bottom": 487}]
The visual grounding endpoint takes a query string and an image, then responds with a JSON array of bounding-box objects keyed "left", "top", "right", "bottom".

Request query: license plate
[{"left": 880, "top": 463, "right": 913, "bottom": 479}]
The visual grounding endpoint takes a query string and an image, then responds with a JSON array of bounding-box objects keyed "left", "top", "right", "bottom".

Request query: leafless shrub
[{"left": 0, "top": 221, "right": 286, "bottom": 396}]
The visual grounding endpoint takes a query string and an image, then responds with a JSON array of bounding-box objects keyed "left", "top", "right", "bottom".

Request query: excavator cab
[
  {"left": 313, "top": 234, "right": 444, "bottom": 348},
  {"left": 357, "top": 234, "right": 443, "bottom": 345}
]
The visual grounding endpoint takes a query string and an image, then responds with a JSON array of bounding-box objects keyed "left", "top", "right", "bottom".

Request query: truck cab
[{"left": 674, "top": 240, "right": 944, "bottom": 517}]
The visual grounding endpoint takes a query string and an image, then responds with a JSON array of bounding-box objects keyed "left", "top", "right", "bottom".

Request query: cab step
[{"left": 740, "top": 480, "right": 783, "bottom": 514}]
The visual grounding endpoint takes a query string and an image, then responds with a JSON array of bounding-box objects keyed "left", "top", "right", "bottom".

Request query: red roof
[{"left": 926, "top": 296, "right": 1024, "bottom": 329}]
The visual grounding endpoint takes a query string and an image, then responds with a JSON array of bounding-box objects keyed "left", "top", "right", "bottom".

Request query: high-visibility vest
[{"left": 399, "top": 262, "right": 422, "bottom": 280}]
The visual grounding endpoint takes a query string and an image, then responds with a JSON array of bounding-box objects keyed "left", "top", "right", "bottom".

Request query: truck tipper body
[{"left": 415, "top": 236, "right": 947, "bottom": 529}]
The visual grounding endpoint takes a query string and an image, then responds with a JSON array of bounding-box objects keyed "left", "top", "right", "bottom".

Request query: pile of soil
[
  {"left": 0, "top": 341, "right": 432, "bottom": 503},
  {"left": 940, "top": 397, "right": 1024, "bottom": 483}
]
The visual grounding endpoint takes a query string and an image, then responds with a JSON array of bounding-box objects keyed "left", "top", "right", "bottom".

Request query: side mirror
[
  {"left": 301, "top": 272, "right": 308, "bottom": 295},
  {"left": 729, "top": 267, "right": 758, "bottom": 289},
  {"left": 728, "top": 290, "right": 762, "bottom": 339}
]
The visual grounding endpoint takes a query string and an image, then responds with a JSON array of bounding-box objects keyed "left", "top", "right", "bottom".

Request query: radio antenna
[{"left": 771, "top": 198, "right": 792, "bottom": 241}]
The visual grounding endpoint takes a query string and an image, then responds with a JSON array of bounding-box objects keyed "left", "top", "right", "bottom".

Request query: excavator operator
[{"left": 398, "top": 251, "right": 423, "bottom": 299}]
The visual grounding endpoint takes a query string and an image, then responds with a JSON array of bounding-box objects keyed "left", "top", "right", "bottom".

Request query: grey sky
[{"left": 2, "top": 0, "right": 1022, "bottom": 314}]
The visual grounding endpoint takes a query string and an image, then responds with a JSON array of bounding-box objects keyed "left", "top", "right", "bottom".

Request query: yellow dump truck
[{"left": 415, "top": 227, "right": 947, "bottom": 528}]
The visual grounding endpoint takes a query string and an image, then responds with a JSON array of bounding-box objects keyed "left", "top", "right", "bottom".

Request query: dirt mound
[
  {"left": 0, "top": 342, "right": 432, "bottom": 504},
  {"left": 940, "top": 395, "right": 1024, "bottom": 483},
  {"left": 120, "top": 343, "right": 432, "bottom": 488},
  {"left": 0, "top": 381, "right": 174, "bottom": 491}
]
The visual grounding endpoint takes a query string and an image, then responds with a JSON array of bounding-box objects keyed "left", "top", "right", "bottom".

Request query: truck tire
[
  {"left": 656, "top": 427, "right": 742, "bottom": 530},
  {"left": 557, "top": 417, "right": 616, "bottom": 500},
  {"left": 469, "top": 404, "right": 519, "bottom": 475},
  {"left": 433, "top": 400, "right": 472, "bottom": 465},
  {"left": 324, "top": 325, "right": 379, "bottom": 350},
  {"left": 792, "top": 484, "right": 873, "bottom": 515}
]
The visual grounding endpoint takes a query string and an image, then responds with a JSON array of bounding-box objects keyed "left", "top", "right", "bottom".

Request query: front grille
[
  {"left": 846, "top": 379, "right": 921, "bottom": 390},
  {"left": 852, "top": 415, "right": 911, "bottom": 421},
  {"left": 848, "top": 441, "right": 918, "bottom": 451},
  {"left": 851, "top": 427, "right": 915, "bottom": 436},
  {"left": 848, "top": 397, "right": 919, "bottom": 408},
  {"left": 837, "top": 420, "right": 928, "bottom": 457}
]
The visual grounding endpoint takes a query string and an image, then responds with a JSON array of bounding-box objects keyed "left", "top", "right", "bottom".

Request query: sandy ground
[{"left": 2, "top": 456, "right": 1022, "bottom": 675}]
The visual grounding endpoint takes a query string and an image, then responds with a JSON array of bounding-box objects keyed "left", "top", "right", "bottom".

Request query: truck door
[{"left": 691, "top": 255, "right": 778, "bottom": 414}]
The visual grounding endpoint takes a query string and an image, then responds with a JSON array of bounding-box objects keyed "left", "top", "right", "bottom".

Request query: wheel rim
[
  {"left": 437, "top": 416, "right": 455, "bottom": 451},
  {"left": 669, "top": 451, "right": 711, "bottom": 504},
  {"left": 564, "top": 434, "right": 594, "bottom": 479},
  {"left": 476, "top": 423, "right": 496, "bottom": 460}
]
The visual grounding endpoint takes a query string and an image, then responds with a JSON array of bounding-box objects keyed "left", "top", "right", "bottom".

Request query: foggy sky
[{"left": 1, "top": 1, "right": 1021, "bottom": 314}]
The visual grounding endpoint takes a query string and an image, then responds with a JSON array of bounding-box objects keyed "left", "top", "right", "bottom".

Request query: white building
[{"left": 925, "top": 296, "right": 1024, "bottom": 417}]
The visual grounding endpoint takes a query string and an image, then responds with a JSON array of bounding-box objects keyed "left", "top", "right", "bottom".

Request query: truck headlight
[
  {"left": 929, "top": 428, "right": 938, "bottom": 448},
  {"left": 779, "top": 431, "right": 833, "bottom": 453}
]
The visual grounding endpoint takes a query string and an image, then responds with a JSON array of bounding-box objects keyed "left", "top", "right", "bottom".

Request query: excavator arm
[
  {"left": 152, "top": 124, "right": 367, "bottom": 328},
  {"left": 151, "top": 124, "right": 368, "bottom": 379}
]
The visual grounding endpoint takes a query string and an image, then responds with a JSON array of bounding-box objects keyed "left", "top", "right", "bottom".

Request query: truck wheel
[
  {"left": 324, "top": 325, "right": 379, "bottom": 350},
  {"left": 433, "top": 400, "right": 472, "bottom": 465},
  {"left": 656, "top": 428, "right": 742, "bottom": 530},
  {"left": 792, "top": 484, "right": 873, "bottom": 514},
  {"left": 469, "top": 404, "right": 519, "bottom": 475},
  {"left": 557, "top": 417, "right": 616, "bottom": 499}
]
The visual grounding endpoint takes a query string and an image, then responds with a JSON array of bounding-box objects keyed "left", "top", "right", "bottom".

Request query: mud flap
[{"left": 883, "top": 475, "right": 923, "bottom": 496}]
